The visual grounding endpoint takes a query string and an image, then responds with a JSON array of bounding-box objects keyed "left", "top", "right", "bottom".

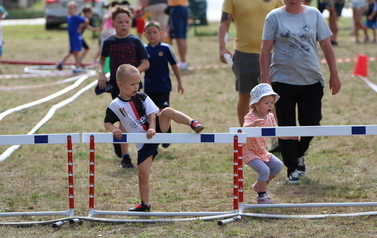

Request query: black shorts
[
  {"left": 136, "top": 116, "right": 165, "bottom": 165},
  {"left": 82, "top": 39, "right": 89, "bottom": 50},
  {"left": 146, "top": 92, "right": 170, "bottom": 109},
  {"left": 137, "top": 143, "right": 159, "bottom": 165}
]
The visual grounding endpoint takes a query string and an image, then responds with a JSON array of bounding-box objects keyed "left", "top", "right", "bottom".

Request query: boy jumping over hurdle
[{"left": 104, "top": 64, "right": 204, "bottom": 211}]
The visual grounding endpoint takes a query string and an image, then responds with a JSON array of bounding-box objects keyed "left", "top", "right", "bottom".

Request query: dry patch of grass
[{"left": 1, "top": 19, "right": 377, "bottom": 237}]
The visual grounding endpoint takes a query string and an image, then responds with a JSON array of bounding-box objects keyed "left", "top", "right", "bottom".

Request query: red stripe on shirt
[{"left": 129, "top": 100, "right": 148, "bottom": 131}]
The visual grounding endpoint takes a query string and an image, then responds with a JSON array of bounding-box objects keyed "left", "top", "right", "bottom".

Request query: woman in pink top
[{"left": 242, "top": 83, "right": 283, "bottom": 204}]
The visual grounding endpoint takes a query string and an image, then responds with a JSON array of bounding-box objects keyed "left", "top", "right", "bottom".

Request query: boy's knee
[
  {"left": 160, "top": 107, "right": 173, "bottom": 114},
  {"left": 138, "top": 171, "right": 150, "bottom": 182}
]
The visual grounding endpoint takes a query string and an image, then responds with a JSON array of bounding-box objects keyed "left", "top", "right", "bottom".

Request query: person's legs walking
[
  {"left": 232, "top": 51, "right": 260, "bottom": 126},
  {"left": 237, "top": 93, "right": 250, "bottom": 126},
  {"left": 169, "top": 6, "right": 188, "bottom": 68},
  {"left": 296, "top": 83, "right": 323, "bottom": 175},
  {"left": 273, "top": 82, "right": 301, "bottom": 182}
]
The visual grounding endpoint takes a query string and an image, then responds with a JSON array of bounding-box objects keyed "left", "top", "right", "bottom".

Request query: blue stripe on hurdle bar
[
  {"left": 201, "top": 134, "right": 215, "bottom": 143},
  {"left": 34, "top": 135, "right": 48, "bottom": 144},
  {"left": 261, "top": 128, "right": 276, "bottom": 137},
  {"left": 352, "top": 126, "right": 366, "bottom": 135},
  {"left": 113, "top": 134, "right": 127, "bottom": 143}
]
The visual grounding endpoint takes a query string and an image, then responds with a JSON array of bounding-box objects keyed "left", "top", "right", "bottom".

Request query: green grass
[{"left": 1, "top": 16, "right": 377, "bottom": 237}]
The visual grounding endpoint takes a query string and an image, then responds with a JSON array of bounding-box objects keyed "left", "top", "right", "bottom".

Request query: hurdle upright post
[
  {"left": 67, "top": 135, "right": 75, "bottom": 216},
  {"left": 237, "top": 130, "right": 244, "bottom": 212},
  {"left": 233, "top": 134, "right": 239, "bottom": 212},
  {"left": 88, "top": 135, "right": 95, "bottom": 216}
]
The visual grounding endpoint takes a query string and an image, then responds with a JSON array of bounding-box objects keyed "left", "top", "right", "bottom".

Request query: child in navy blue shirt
[
  {"left": 143, "top": 21, "right": 183, "bottom": 109},
  {"left": 56, "top": 1, "right": 89, "bottom": 73}
]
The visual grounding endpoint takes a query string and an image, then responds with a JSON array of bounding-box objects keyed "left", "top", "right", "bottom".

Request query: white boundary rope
[
  {"left": 0, "top": 72, "right": 95, "bottom": 121},
  {"left": 0, "top": 78, "right": 97, "bottom": 162},
  {"left": 356, "top": 75, "right": 377, "bottom": 92}
]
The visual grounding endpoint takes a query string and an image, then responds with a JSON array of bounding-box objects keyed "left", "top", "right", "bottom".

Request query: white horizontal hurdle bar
[
  {"left": 229, "top": 125, "right": 377, "bottom": 137},
  {"left": 0, "top": 133, "right": 80, "bottom": 145},
  {"left": 0, "top": 210, "right": 73, "bottom": 218},
  {"left": 82, "top": 133, "right": 247, "bottom": 144}
]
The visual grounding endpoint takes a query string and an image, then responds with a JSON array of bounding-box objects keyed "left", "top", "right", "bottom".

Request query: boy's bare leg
[
  {"left": 72, "top": 51, "right": 81, "bottom": 69},
  {"left": 80, "top": 49, "right": 89, "bottom": 66},
  {"left": 175, "top": 38, "right": 187, "bottom": 64},
  {"left": 137, "top": 156, "right": 153, "bottom": 205},
  {"left": 158, "top": 107, "right": 192, "bottom": 132},
  {"left": 237, "top": 92, "right": 250, "bottom": 127},
  {"left": 119, "top": 124, "right": 129, "bottom": 155}
]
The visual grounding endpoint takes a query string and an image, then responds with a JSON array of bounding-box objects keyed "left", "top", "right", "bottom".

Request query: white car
[{"left": 44, "top": 0, "right": 106, "bottom": 30}]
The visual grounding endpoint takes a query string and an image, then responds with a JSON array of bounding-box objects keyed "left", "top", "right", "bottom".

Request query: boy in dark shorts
[{"left": 104, "top": 64, "right": 204, "bottom": 211}]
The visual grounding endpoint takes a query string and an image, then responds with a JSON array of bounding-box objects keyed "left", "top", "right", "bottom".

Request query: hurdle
[
  {"left": 0, "top": 134, "right": 80, "bottom": 226},
  {"left": 223, "top": 125, "right": 377, "bottom": 223},
  {"left": 78, "top": 132, "right": 247, "bottom": 224}
]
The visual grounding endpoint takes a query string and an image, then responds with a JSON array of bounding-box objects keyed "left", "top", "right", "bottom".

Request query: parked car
[{"left": 44, "top": 0, "right": 106, "bottom": 30}]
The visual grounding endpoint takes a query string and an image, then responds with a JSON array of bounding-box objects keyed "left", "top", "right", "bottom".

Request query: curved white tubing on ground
[{"left": 0, "top": 72, "right": 96, "bottom": 162}]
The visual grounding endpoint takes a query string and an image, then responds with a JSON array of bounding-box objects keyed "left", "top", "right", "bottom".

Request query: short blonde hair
[
  {"left": 116, "top": 64, "right": 140, "bottom": 82},
  {"left": 67, "top": 1, "right": 78, "bottom": 8}
]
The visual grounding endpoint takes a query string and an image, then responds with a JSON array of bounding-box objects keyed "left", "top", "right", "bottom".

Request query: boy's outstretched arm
[
  {"left": 105, "top": 122, "right": 123, "bottom": 140},
  {"left": 78, "top": 18, "right": 89, "bottom": 33},
  {"left": 171, "top": 64, "right": 184, "bottom": 94},
  {"left": 97, "top": 56, "right": 107, "bottom": 89},
  {"left": 137, "top": 59, "right": 150, "bottom": 74}
]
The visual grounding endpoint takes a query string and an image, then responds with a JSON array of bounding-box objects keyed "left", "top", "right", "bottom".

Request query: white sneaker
[
  {"left": 178, "top": 62, "right": 188, "bottom": 70},
  {"left": 288, "top": 170, "right": 301, "bottom": 184}
]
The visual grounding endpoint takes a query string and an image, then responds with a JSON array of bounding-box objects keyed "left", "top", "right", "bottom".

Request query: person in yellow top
[
  {"left": 218, "top": 0, "right": 284, "bottom": 127},
  {"left": 167, "top": 0, "right": 189, "bottom": 70}
]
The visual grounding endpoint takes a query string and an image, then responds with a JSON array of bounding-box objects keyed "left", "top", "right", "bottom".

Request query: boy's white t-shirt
[{"left": 106, "top": 94, "right": 159, "bottom": 150}]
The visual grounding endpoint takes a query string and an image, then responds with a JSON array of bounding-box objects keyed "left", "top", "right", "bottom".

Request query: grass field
[{"left": 1, "top": 15, "right": 377, "bottom": 237}]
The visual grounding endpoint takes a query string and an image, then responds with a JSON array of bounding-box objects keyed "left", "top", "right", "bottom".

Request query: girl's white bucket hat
[{"left": 250, "top": 83, "right": 280, "bottom": 106}]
